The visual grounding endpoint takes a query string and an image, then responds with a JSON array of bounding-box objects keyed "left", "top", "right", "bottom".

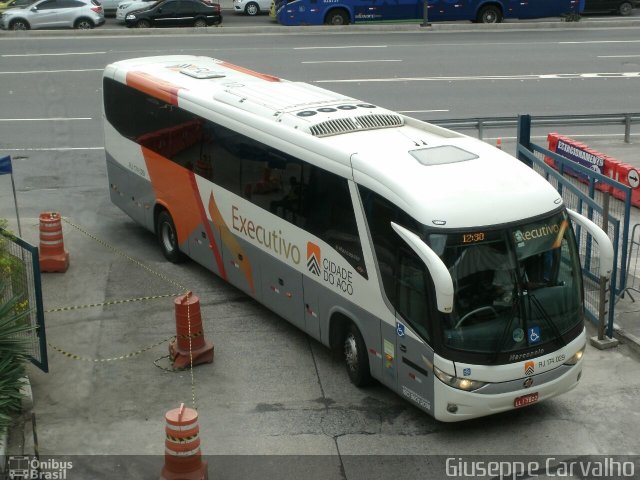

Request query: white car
[
  {"left": 115, "top": 0, "right": 155, "bottom": 21},
  {"left": 233, "top": 0, "right": 269, "bottom": 15}
]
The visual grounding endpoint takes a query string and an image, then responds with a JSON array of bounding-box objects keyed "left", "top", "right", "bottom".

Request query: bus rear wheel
[
  {"left": 476, "top": 5, "right": 502, "bottom": 23},
  {"left": 343, "top": 323, "right": 372, "bottom": 387},
  {"left": 325, "top": 9, "right": 349, "bottom": 25},
  {"left": 619, "top": 1, "right": 633, "bottom": 15},
  {"left": 157, "top": 210, "right": 185, "bottom": 263}
]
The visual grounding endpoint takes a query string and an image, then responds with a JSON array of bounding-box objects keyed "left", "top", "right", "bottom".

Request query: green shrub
[{"left": 0, "top": 220, "right": 34, "bottom": 432}]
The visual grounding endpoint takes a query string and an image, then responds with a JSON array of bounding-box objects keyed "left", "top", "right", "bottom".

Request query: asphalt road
[
  {"left": 1, "top": 23, "right": 640, "bottom": 478},
  {"left": 2, "top": 26, "right": 640, "bottom": 150}
]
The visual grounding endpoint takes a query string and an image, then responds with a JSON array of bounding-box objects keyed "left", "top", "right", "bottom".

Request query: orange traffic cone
[
  {"left": 169, "top": 292, "right": 214, "bottom": 370},
  {"left": 160, "top": 403, "right": 208, "bottom": 480},
  {"left": 38, "top": 212, "right": 69, "bottom": 273},
  {"left": 496, "top": 138, "right": 503, "bottom": 150}
]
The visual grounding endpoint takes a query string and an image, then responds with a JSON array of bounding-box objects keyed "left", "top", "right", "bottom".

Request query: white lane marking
[
  {"left": 2, "top": 52, "right": 107, "bottom": 57},
  {"left": 399, "top": 109, "right": 449, "bottom": 113},
  {"left": 302, "top": 59, "right": 401, "bottom": 64},
  {"left": 294, "top": 45, "right": 388, "bottom": 49},
  {"left": 2, "top": 147, "right": 104, "bottom": 151},
  {"left": 597, "top": 55, "right": 640, "bottom": 58},
  {"left": 316, "top": 72, "right": 640, "bottom": 82},
  {"left": 0, "top": 117, "right": 92, "bottom": 122},
  {"left": 0, "top": 69, "right": 103, "bottom": 75},
  {"left": 560, "top": 40, "right": 640, "bottom": 44}
]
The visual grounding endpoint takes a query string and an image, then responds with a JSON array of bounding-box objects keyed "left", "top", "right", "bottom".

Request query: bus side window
[
  {"left": 396, "top": 246, "right": 430, "bottom": 342},
  {"left": 303, "top": 166, "right": 366, "bottom": 277},
  {"left": 359, "top": 186, "right": 431, "bottom": 339}
]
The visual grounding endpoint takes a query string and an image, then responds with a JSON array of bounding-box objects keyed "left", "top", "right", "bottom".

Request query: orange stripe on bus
[
  {"left": 126, "top": 71, "right": 181, "bottom": 106},
  {"left": 219, "top": 61, "right": 280, "bottom": 82},
  {"left": 141, "top": 147, "right": 202, "bottom": 253},
  {"left": 189, "top": 174, "right": 226, "bottom": 279}
]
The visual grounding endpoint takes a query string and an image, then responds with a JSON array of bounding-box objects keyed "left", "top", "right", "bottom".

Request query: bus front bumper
[{"left": 433, "top": 362, "right": 583, "bottom": 422}]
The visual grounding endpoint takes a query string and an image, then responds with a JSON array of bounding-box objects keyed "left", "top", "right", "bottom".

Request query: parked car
[
  {"left": 115, "top": 0, "right": 154, "bottom": 21},
  {"left": 124, "top": 0, "right": 221, "bottom": 27},
  {"left": 0, "top": 0, "right": 104, "bottom": 29},
  {"left": 233, "top": 0, "right": 269, "bottom": 15},
  {"left": 0, "top": 0, "right": 33, "bottom": 14},
  {"left": 582, "top": 0, "right": 638, "bottom": 15},
  {"left": 98, "top": 0, "right": 118, "bottom": 16}
]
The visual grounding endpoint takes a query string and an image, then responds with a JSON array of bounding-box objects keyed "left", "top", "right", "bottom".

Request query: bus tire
[
  {"left": 343, "top": 323, "right": 372, "bottom": 387},
  {"left": 156, "top": 210, "right": 185, "bottom": 263},
  {"left": 476, "top": 5, "right": 502, "bottom": 23},
  {"left": 325, "top": 9, "right": 349, "bottom": 25},
  {"left": 619, "top": 1, "right": 633, "bottom": 15}
]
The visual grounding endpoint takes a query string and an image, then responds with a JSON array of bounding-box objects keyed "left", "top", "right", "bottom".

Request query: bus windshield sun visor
[
  {"left": 566, "top": 209, "right": 614, "bottom": 279},
  {"left": 391, "top": 222, "right": 454, "bottom": 314}
]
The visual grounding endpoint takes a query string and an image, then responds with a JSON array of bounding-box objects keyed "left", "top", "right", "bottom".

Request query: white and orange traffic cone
[
  {"left": 38, "top": 212, "right": 69, "bottom": 273},
  {"left": 160, "top": 403, "right": 208, "bottom": 480}
]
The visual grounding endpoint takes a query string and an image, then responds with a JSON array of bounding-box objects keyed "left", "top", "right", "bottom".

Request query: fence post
[
  {"left": 420, "top": 0, "right": 430, "bottom": 27},
  {"left": 516, "top": 114, "right": 532, "bottom": 167},
  {"left": 624, "top": 113, "right": 631, "bottom": 144},
  {"left": 590, "top": 190, "right": 619, "bottom": 349}
]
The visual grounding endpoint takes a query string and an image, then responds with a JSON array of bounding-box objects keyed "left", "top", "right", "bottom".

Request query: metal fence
[
  {"left": 622, "top": 223, "right": 640, "bottom": 302},
  {"left": 516, "top": 115, "right": 633, "bottom": 337},
  {"left": 432, "top": 112, "right": 640, "bottom": 143},
  {"left": 0, "top": 229, "right": 48, "bottom": 372}
]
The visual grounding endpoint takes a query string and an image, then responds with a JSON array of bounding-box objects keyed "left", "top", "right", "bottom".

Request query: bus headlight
[
  {"left": 564, "top": 345, "right": 586, "bottom": 365},
  {"left": 434, "top": 366, "right": 486, "bottom": 392}
]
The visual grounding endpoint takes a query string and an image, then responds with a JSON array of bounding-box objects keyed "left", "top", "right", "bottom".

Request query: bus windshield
[{"left": 429, "top": 211, "right": 583, "bottom": 355}]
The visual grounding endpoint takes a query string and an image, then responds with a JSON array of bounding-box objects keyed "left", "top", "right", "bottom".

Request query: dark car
[
  {"left": 582, "top": 0, "right": 638, "bottom": 15},
  {"left": 124, "top": 0, "right": 221, "bottom": 27}
]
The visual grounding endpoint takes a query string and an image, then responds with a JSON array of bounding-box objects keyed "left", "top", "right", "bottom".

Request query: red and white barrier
[{"left": 546, "top": 133, "right": 640, "bottom": 207}]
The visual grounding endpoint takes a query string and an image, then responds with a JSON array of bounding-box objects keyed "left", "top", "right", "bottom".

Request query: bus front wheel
[
  {"left": 343, "top": 323, "right": 372, "bottom": 387},
  {"left": 157, "top": 210, "right": 185, "bottom": 263},
  {"left": 476, "top": 5, "right": 502, "bottom": 23},
  {"left": 325, "top": 9, "right": 349, "bottom": 25}
]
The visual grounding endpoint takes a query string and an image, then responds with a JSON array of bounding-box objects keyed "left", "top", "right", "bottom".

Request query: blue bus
[{"left": 275, "top": 0, "right": 583, "bottom": 25}]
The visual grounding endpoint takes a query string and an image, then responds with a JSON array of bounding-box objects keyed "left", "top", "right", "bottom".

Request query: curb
[
  {"left": 614, "top": 324, "right": 640, "bottom": 358},
  {"left": 1, "top": 18, "right": 639, "bottom": 37}
]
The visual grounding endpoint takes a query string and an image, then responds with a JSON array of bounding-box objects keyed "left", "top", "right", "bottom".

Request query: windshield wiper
[{"left": 528, "top": 293, "right": 566, "bottom": 347}]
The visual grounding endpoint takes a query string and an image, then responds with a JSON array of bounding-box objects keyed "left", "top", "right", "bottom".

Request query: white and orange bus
[{"left": 103, "top": 56, "right": 613, "bottom": 421}]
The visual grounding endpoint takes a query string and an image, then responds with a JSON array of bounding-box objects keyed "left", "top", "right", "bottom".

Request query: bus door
[
  {"left": 393, "top": 242, "right": 436, "bottom": 414},
  {"left": 391, "top": 222, "right": 454, "bottom": 415}
]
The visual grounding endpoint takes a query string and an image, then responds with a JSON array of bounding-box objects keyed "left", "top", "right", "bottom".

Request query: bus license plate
[{"left": 514, "top": 392, "right": 539, "bottom": 408}]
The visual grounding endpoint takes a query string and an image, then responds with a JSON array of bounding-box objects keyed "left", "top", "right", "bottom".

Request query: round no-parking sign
[{"left": 628, "top": 169, "right": 640, "bottom": 189}]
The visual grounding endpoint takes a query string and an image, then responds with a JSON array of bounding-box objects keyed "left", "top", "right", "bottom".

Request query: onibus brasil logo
[{"left": 7, "top": 456, "right": 73, "bottom": 479}]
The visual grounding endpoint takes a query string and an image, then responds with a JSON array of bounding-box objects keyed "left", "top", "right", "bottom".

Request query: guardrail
[{"left": 430, "top": 113, "right": 640, "bottom": 143}]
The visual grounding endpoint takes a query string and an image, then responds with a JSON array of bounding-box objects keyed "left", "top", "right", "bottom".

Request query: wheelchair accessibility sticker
[
  {"left": 528, "top": 327, "right": 541, "bottom": 344},
  {"left": 396, "top": 321, "right": 405, "bottom": 337}
]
